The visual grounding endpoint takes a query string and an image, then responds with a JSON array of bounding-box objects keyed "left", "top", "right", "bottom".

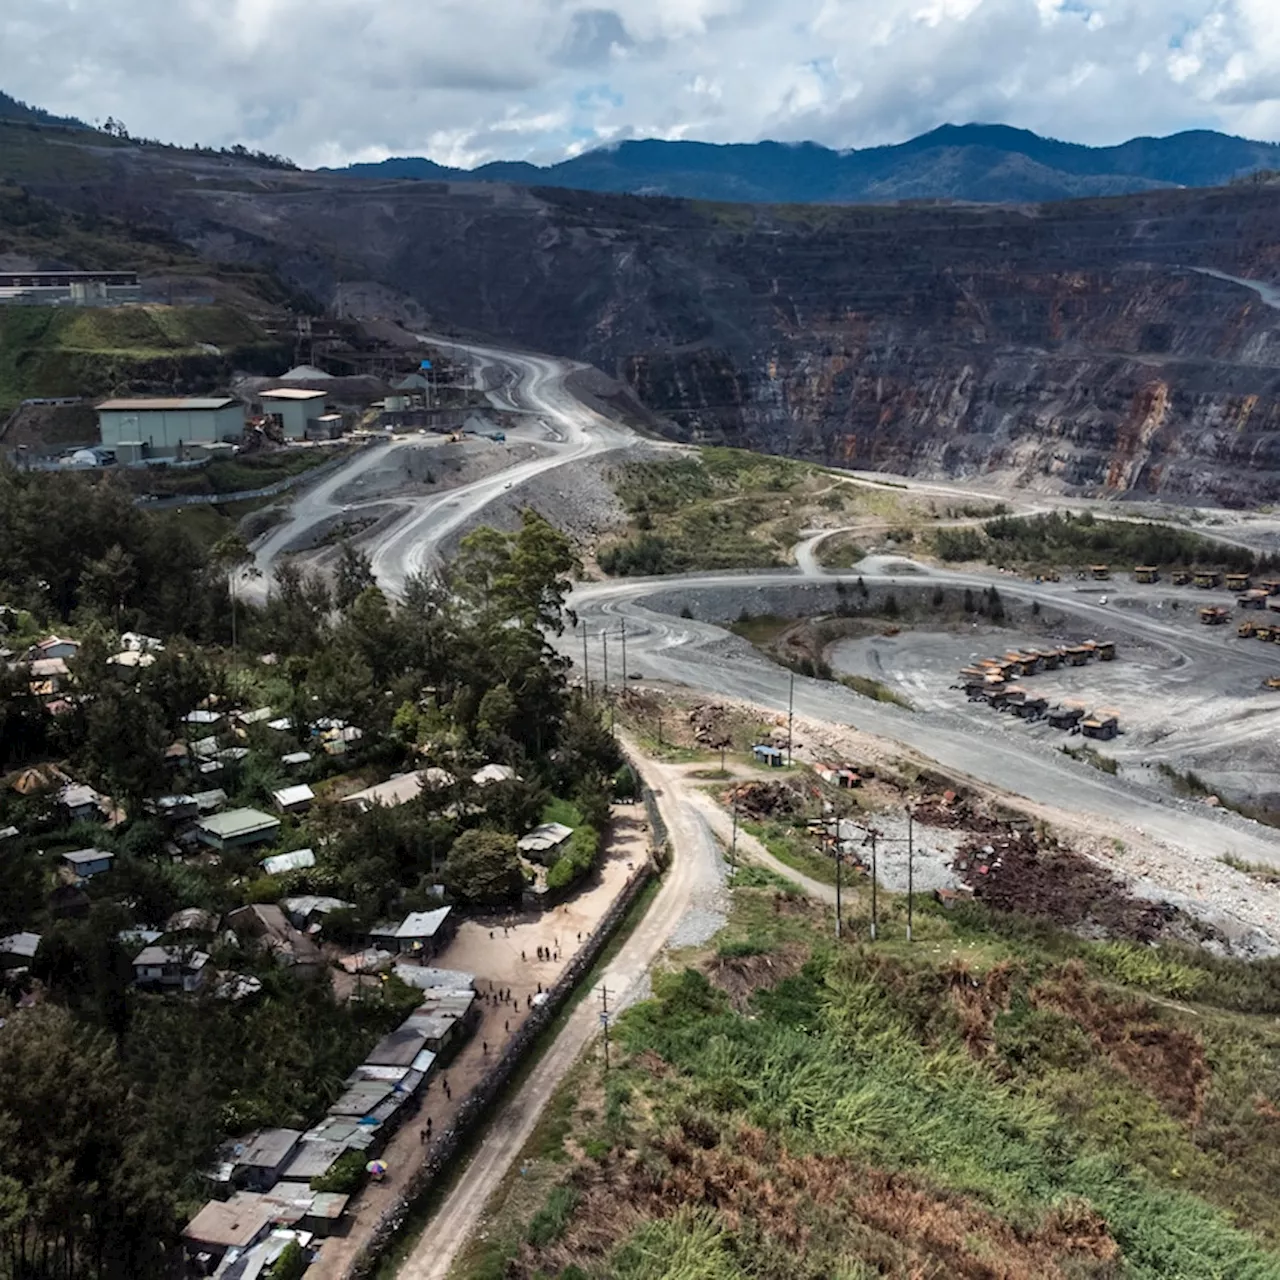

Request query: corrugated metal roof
[
  {"left": 197, "top": 808, "right": 280, "bottom": 839},
  {"left": 97, "top": 397, "right": 237, "bottom": 411},
  {"left": 260, "top": 388, "right": 327, "bottom": 400}
]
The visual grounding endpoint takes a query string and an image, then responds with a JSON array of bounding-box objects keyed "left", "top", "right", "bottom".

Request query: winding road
[{"left": 248, "top": 332, "right": 1280, "bottom": 1275}]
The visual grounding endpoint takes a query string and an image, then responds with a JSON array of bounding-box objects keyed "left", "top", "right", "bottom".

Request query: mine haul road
[{"left": 242, "top": 334, "right": 1280, "bottom": 1273}]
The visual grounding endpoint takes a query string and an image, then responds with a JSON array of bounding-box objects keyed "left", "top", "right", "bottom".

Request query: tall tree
[{"left": 333, "top": 541, "right": 376, "bottom": 611}]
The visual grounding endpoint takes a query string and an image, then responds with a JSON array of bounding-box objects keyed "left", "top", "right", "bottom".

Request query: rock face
[{"left": 20, "top": 138, "right": 1280, "bottom": 505}]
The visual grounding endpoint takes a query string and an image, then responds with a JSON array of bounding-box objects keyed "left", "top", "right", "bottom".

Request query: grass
[
  {"left": 488, "top": 865, "right": 1280, "bottom": 1280},
  {"left": 1220, "top": 853, "right": 1280, "bottom": 886},
  {"left": 1061, "top": 744, "right": 1120, "bottom": 775},
  {"left": 740, "top": 817, "right": 840, "bottom": 887},
  {"left": 838, "top": 673, "right": 914, "bottom": 710}
]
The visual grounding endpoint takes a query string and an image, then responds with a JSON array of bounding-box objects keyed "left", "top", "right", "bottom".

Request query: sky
[{"left": 4, "top": 0, "right": 1280, "bottom": 169}]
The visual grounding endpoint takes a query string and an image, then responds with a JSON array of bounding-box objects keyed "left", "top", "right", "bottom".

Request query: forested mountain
[{"left": 331, "top": 123, "right": 1280, "bottom": 204}]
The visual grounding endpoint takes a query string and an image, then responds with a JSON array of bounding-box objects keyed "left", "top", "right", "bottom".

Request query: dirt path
[
  {"left": 394, "top": 741, "right": 725, "bottom": 1280},
  {"left": 308, "top": 811, "right": 649, "bottom": 1280}
]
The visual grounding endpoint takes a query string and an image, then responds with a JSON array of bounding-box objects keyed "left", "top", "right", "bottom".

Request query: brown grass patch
[
  {"left": 1034, "top": 963, "right": 1209, "bottom": 1122},
  {"left": 706, "top": 942, "right": 809, "bottom": 1010},
  {"left": 511, "top": 1118, "right": 1122, "bottom": 1280}
]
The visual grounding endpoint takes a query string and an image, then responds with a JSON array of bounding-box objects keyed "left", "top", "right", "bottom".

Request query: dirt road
[{"left": 395, "top": 745, "right": 725, "bottom": 1280}]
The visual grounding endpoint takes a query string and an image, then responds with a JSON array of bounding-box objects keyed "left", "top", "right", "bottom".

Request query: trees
[
  {"left": 210, "top": 531, "right": 254, "bottom": 657},
  {"left": 442, "top": 829, "right": 524, "bottom": 904},
  {"left": 333, "top": 542, "right": 375, "bottom": 611}
]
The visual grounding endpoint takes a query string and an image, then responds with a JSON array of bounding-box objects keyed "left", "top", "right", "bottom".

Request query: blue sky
[{"left": 4, "top": 0, "right": 1278, "bottom": 168}]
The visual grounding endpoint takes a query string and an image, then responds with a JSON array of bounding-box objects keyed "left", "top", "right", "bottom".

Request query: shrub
[
  {"left": 525, "top": 1184, "right": 579, "bottom": 1247},
  {"left": 310, "top": 1148, "right": 366, "bottom": 1194}
]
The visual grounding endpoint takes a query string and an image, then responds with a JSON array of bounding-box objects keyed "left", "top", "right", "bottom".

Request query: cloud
[{"left": 2, "top": 0, "right": 1278, "bottom": 168}]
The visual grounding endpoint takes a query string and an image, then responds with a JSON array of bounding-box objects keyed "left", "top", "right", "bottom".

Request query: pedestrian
[
  {"left": 420, "top": 1127, "right": 427, "bottom": 1144},
  {"left": 537, "top": 981, "right": 542, "bottom": 994},
  {"left": 483, "top": 1041, "right": 488, "bottom": 1055},
  {"left": 521, "top": 950, "right": 526, "bottom": 962},
  {"left": 577, "top": 932, "right": 581, "bottom": 943},
  {"left": 527, "top": 993, "right": 532, "bottom": 1008},
  {"left": 505, "top": 1020, "right": 509, "bottom": 1033},
  {"left": 426, "top": 1117, "right": 433, "bottom": 1137},
  {"left": 489, "top": 929, "right": 494, "bottom": 940}
]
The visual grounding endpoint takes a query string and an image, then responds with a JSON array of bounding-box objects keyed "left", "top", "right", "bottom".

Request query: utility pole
[
  {"left": 869, "top": 830, "right": 879, "bottom": 942},
  {"left": 599, "top": 984, "right": 611, "bottom": 1072},
  {"left": 787, "top": 670, "right": 795, "bottom": 766},
  {"left": 906, "top": 810, "right": 915, "bottom": 943},
  {"left": 601, "top": 630, "right": 609, "bottom": 696},
  {"left": 580, "top": 622, "right": 590, "bottom": 700},
  {"left": 834, "top": 836, "right": 842, "bottom": 940},
  {"left": 730, "top": 796, "right": 739, "bottom": 863},
  {"left": 620, "top": 617, "right": 627, "bottom": 683}
]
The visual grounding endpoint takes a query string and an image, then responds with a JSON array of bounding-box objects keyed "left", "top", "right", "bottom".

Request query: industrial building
[
  {"left": 96, "top": 397, "right": 245, "bottom": 457},
  {"left": 0, "top": 270, "right": 141, "bottom": 305},
  {"left": 259, "top": 388, "right": 328, "bottom": 440}
]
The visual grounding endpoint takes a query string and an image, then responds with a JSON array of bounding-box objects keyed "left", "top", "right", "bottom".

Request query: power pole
[
  {"left": 601, "top": 630, "right": 609, "bottom": 695},
  {"left": 580, "top": 622, "right": 590, "bottom": 700},
  {"left": 599, "top": 984, "right": 611, "bottom": 1072},
  {"left": 869, "top": 831, "right": 879, "bottom": 942},
  {"left": 834, "top": 835, "right": 842, "bottom": 940},
  {"left": 787, "top": 670, "right": 795, "bottom": 766},
  {"left": 730, "top": 797, "right": 739, "bottom": 863},
  {"left": 906, "top": 810, "right": 915, "bottom": 943},
  {"left": 620, "top": 617, "right": 627, "bottom": 683}
]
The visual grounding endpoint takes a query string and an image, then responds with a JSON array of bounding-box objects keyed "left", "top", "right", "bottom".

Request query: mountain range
[{"left": 330, "top": 123, "right": 1280, "bottom": 205}]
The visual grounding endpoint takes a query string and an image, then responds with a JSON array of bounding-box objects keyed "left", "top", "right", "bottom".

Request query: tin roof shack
[
  {"left": 272, "top": 784, "right": 314, "bottom": 815},
  {"left": 1134, "top": 565, "right": 1159, "bottom": 583},
  {"left": 367, "top": 907, "right": 454, "bottom": 958},
  {"left": 752, "top": 744, "right": 786, "bottom": 767},
  {"left": 261, "top": 848, "right": 316, "bottom": 876},
  {"left": 58, "top": 783, "right": 105, "bottom": 822},
  {"left": 281, "top": 895, "right": 354, "bottom": 932},
  {"left": 133, "top": 945, "right": 209, "bottom": 992},
  {"left": 407, "top": 989, "right": 479, "bottom": 1057},
  {"left": 341, "top": 768, "right": 454, "bottom": 812},
  {"left": 1194, "top": 569, "right": 1223, "bottom": 589},
  {"left": 195, "top": 808, "right": 281, "bottom": 850},
  {"left": 61, "top": 847, "right": 114, "bottom": 880},
  {"left": 0, "top": 931, "right": 40, "bottom": 971},
  {"left": 516, "top": 822, "right": 573, "bottom": 864},
  {"left": 1226, "top": 573, "right": 1252, "bottom": 592},
  {"left": 1198, "top": 606, "right": 1230, "bottom": 626},
  {"left": 227, "top": 904, "right": 323, "bottom": 975},
  {"left": 1081, "top": 711, "right": 1120, "bottom": 741},
  {"left": 231, "top": 1128, "right": 303, "bottom": 1193},
  {"left": 182, "top": 1196, "right": 274, "bottom": 1274}
]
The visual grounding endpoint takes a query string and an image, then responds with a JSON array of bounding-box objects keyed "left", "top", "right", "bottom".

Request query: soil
[{"left": 953, "top": 830, "right": 1177, "bottom": 944}]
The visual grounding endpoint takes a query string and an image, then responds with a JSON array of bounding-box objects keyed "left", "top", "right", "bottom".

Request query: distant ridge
[
  {"left": 328, "top": 123, "right": 1280, "bottom": 205},
  {"left": 0, "top": 90, "right": 88, "bottom": 130}
]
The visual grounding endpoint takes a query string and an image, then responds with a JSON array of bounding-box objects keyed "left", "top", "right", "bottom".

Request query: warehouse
[
  {"left": 96, "top": 397, "right": 245, "bottom": 456},
  {"left": 260, "top": 388, "right": 327, "bottom": 440}
]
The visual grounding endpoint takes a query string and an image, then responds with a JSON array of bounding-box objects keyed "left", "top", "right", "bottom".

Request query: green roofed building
[{"left": 194, "top": 808, "right": 281, "bottom": 851}]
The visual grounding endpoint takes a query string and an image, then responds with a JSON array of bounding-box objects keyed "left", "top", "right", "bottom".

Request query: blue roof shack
[{"left": 752, "top": 744, "right": 785, "bottom": 768}]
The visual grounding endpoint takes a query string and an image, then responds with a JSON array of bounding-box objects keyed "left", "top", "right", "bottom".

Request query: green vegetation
[
  {"left": 935, "top": 509, "right": 1274, "bottom": 574},
  {"left": 839, "top": 673, "right": 914, "bottom": 710},
  {"left": 473, "top": 867, "right": 1280, "bottom": 1280},
  {"left": 741, "top": 818, "right": 840, "bottom": 886},
  {"left": 1220, "top": 854, "right": 1280, "bottom": 886},
  {"left": 0, "top": 492, "right": 628, "bottom": 1277},
  {"left": 127, "top": 448, "right": 344, "bottom": 498},
  {"left": 0, "top": 301, "right": 287, "bottom": 413},
  {"left": 1061, "top": 744, "right": 1120, "bottom": 774},
  {"left": 600, "top": 448, "right": 832, "bottom": 575}
]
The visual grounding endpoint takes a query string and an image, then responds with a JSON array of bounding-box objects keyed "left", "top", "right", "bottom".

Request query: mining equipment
[
  {"left": 1047, "top": 703, "right": 1086, "bottom": 730},
  {"left": 1134, "top": 565, "right": 1159, "bottom": 584},
  {"left": 1258, "top": 626, "right": 1275, "bottom": 643},
  {"left": 1081, "top": 710, "right": 1120, "bottom": 741},
  {"left": 1239, "top": 588, "right": 1269, "bottom": 609},
  {"left": 1240, "top": 620, "right": 1259, "bottom": 639},
  {"left": 1266, "top": 677, "right": 1280, "bottom": 691},
  {"left": 1172, "top": 571, "right": 1192, "bottom": 587},
  {"left": 1097, "top": 641, "right": 1117, "bottom": 661},
  {"left": 1199, "top": 606, "right": 1230, "bottom": 625},
  {"left": 1194, "top": 569, "right": 1223, "bottom": 589},
  {"left": 1226, "top": 573, "right": 1252, "bottom": 592},
  {"left": 1090, "top": 564, "right": 1111, "bottom": 581}
]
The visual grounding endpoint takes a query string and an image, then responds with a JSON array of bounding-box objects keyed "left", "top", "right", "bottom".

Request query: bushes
[
  {"left": 525, "top": 1184, "right": 579, "bottom": 1247},
  {"left": 310, "top": 1148, "right": 367, "bottom": 1194},
  {"left": 547, "top": 826, "right": 600, "bottom": 891}
]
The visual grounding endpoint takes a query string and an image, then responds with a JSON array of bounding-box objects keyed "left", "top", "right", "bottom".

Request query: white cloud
[{"left": 2, "top": 0, "right": 1278, "bottom": 168}]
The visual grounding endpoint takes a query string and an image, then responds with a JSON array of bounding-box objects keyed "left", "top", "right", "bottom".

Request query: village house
[
  {"left": 30, "top": 635, "right": 79, "bottom": 662},
  {"left": 368, "top": 906, "right": 454, "bottom": 957},
  {"left": 132, "top": 945, "right": 210, "bottom": 992},
  {"left": 260, "top": 848, "right": 316, "bottom": 875},
  {"left": 57, "top": 783, "right": 104, "bottom": 822},
  {"left": 517, "top": 822, "right": 573, "bottom": 862},
  {"left": 272, "top": 783, "right": 314, "bottom": 815},
  {"left": 227, "top": 904, "right": 323, "bottom": 973},
  {"left": 61, "top": 847, "right": 114, "bottom": 880},
  {"left": 281, "top": 895, "right": 354, "bottom": 932},
  {"left": 229, "top": 1128, "right": 303, "bottom": 1192},
  {"left": 181, "top": 1196, "right": 275, "bottom": 1274},
  {"left": 0, "top": 932, "right": 40, "bottom": 971},
  {"left": 194, "top": 808, "right": 281, "bottom": 851}
]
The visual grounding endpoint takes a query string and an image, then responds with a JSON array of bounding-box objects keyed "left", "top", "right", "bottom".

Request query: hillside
[
  {"left": 0, "top": 90, "right": 87, "bottom": 130},
  {"left": 331, "top": 123, "right": 1280, "bottom": 205},
  {"left": 7, "top": 115, "right": 1280, "bottom": 503}
]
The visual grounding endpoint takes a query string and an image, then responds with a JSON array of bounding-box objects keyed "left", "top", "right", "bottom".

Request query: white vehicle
[
  {"left": 503, "top": 481, "right": 513, "bottom": 490},
  {"left": 1099, "top": 595, "right": 1108, "bottom": 605}
]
